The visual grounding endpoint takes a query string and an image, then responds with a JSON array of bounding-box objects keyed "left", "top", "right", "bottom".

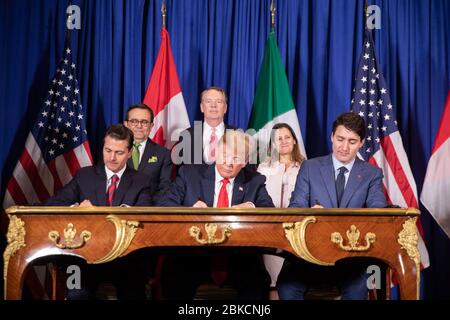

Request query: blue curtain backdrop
[{"left": 1, "top": 0, "right": 449, "bottom": 299}]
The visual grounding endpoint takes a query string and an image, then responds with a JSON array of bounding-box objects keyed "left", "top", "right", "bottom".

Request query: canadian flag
[
  {"left": 143, "top": 27, "right": 190, "bottom": 148},
  {"left": 421, "top": 91, "right": 450, "bottom": 239}
]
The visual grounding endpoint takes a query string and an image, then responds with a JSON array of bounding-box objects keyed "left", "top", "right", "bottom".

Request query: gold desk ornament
[
  {"left": 93, "top": 215, "right": 140, "bottom": 264},
  {"left": 189, "top": 223, "right": 232, "bottom": 245},
  {"left": 398, "top": 217, "right": 421, "bottom": 300},
  {"left": 48, "top": 223, "right": 91, "bottom": 249},
  {"left": 3, "top": 215, "right": 26, "bottom": 298},
  {"left": 331, "top": 225, "right": 376, "bottom": 252},
  {"left": 283, "top": 217, "right": 333, "bottom": 266}
]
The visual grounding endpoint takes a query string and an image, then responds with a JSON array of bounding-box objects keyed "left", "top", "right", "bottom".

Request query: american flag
[
  {"left": 351, "top": 30, "right": 430, "bottom": 268},
  {"left": 3, "top": 40, "right": 93, "bottom": 208}
]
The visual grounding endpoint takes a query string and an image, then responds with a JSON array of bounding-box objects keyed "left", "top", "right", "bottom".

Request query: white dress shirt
[{"left": 105, "top": 165, "right": 127, "bottom": 191}]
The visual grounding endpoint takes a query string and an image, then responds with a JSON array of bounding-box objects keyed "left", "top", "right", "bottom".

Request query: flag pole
[
  {"left": 65, "top": 0, "right": 72, "bottom": 43},
  {"left": 364, "top": 0, "right": 369, "bottom": 30},
  {"left": 161, "top": 0, "right": 166, "bottom": 29},
  {"left": 270, "top": 0, "right": 276, "bottom": 31}
]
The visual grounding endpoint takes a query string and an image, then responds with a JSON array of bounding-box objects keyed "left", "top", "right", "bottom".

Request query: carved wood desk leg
[
  {"left": 4, "top": 215, "right": 27, "bottom": 300},
  {"left": 5, "top": 254, "right": 28, "bottom": 300},
  {"left": 396, "top": 217, "right": 421, "bottom": 300},
  {"left": 394, "top": 254, "right": 420, "bottom": 300}
]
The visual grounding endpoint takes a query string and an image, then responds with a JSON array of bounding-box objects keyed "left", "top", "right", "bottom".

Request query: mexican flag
[{"left": 248, "top": 31, "right": 306, "bottom": 159}]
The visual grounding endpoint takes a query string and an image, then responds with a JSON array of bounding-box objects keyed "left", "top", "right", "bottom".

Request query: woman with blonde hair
[{"left": 257, "top": 122, "right": 305, "bottom": 299}]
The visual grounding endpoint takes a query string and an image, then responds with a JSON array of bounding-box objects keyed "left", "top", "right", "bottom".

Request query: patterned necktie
[
  {"left": 335, "top": 166, "right": 348, "bottom": 207},
  {"left": 209, "top": 127, "right": 217, "bottom": 163},
  {"left": 132, "top": 143, "right": 141, "bottom": 170},
  {"left": 212, "top": 178, "right": 230, "bottom": 286},
  {"left": 106, "top": 174, "right": 119, "bottom": 206}
]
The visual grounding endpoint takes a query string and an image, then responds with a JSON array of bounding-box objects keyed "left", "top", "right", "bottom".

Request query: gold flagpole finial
[
  {"left": 161, "top": 0, "right": 167, "bottom": 28},
  {"left": 270, "top": 0, "right": 276, "bottom": 31}
]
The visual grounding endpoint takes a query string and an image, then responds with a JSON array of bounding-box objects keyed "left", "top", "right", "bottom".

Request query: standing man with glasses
[
  {"left": 124, "top": 104, "right": 172, "bottom": 196},
  {"left": 277, "top": 112, "right": 387, "bottom": 300},
  {"left": 173, "top": 86, "right": 236, "bottom": 166}
]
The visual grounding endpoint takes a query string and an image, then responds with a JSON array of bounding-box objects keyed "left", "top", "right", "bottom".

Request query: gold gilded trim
[
  {"left": 283, "top": 217, "right": 333, "bottom": 266},
  {"left": 331, "top": 225, "right": 376, "bottom": 252},
  {"left": 92, "top": 215, "right": 140, "bottom": 264},
  {"left": 398, "top": 217, "right": 421, "bottom": 299},
  {"left": 189, "top": 223, "right": 232, "bottom": 245},
  {"left": 3, "top": 215, "right": 26, "bottom": 298},
  {"left": 48, "top": 223, "right": 91, "bottom": 249}
]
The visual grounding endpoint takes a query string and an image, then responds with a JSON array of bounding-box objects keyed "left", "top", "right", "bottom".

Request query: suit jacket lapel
[
  {"left": 113, "top": 166, "right": 133, "bottom": 206},
  {"left": 95, "top": 165, "right": 107, "bottom": 205},
  {"left": 320, "top": 155, "right": 338, "bottom": 207},
  {"left": 340, "top": 158, "right": 365, "bottom": 208},
  {"left": 201, "top": 165, "right": 215, "bottom": 207},
  {"left": 138, "top": 138, "right": 153, "bottom": 171},
  {"left": 231, "top": 170, "right": 245, "bottom": 206}
]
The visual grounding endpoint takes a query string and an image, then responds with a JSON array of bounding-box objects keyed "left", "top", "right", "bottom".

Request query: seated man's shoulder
[
  {"left": 300, "top": 155, "right": 328, "bottom": 168},
  {"left": 75, "top": 165, "right": 97, "bottom": 178},
  {"left": 242, "top": 166, "right": 266, "bottom": 183},
  {"left": 178, "top": 163, "right": 206, "bottom": 176},
  {"left": 358, "top": 158, "right": 382, "bottom": 175},
  {"left": 148, "top": 139, "right": 171, "bottom": 156}
]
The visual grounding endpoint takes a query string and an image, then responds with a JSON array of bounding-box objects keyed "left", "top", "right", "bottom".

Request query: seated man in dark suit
[
  {"left": 46, "top": 124, "right": 155, "bottom": 299},
  {"left": 157, "top": 130, "right": 273, "bottom": 299},
  {"left": 46, "top": 124, "right": 154, "bottom": 207},
  {"left": 277, "top": 112, "right": 387, "bottom": 300}
]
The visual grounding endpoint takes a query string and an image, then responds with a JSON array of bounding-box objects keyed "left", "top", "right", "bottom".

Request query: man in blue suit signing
[
  {"left": 277, "top": 112, "right": 387, "bottom": 300},
  {"left": 158, "top": 130, "right": 273, "bottom": 299}
]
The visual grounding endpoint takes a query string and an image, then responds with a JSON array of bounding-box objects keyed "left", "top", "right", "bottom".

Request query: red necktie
[
  {"left": 216, "top": 178, "right": 229, "bottom": 208},
  {"left": 106, "top": 174, "right": 119, "bottom": 206},
  {"left": 212, "top": 178, "right": 229, "bottom": 286},
  {"left": 209, "top": 127, "right": 217, "bottom": 162}
]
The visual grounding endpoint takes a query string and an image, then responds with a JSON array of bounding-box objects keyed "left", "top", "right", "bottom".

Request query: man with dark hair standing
[
  {"left": 124, "top": 104, "right": 172, "bottom": 195},
  {"left": 277, "top": 112, "right": 387, "bottom": 300}
]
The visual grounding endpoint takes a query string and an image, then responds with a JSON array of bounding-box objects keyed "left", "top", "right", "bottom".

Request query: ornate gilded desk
[{"left": 3, "top": 206, "right": 421, "bottom": 300}]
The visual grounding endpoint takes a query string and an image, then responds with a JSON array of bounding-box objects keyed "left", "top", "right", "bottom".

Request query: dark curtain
[{"left": 1, "top": 0, "right": 449, "bottom": 299}]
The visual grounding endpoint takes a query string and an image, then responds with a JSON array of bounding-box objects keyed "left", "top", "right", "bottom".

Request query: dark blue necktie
[{"left": 336, "top": 166, "right": 348, "bottom": 207}]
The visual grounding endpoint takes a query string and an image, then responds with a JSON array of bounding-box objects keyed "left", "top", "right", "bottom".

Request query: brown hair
[
  {"left": 269, "top": 123, "right": 305, "bottom": 165},
  {"left": 332, "top": 112, "right": 366, "bottom": 141},
  {"left": 105, "top": 124, "right": 134, "bottom": 150},
  {"left": 126, "top": 103, "right": 154, "bottom": 123}
]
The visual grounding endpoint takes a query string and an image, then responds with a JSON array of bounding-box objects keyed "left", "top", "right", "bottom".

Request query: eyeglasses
[
  {"left": 202, "top": 99, "right": 225, "bottom": 106},
  {"left": 127, "top": 119, "right": 151, "bottom": 127}
]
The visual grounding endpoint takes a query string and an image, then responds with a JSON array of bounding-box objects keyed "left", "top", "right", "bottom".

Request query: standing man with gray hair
[{"left": 172, "top": 86, "right": 237, "bottom": 166}]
